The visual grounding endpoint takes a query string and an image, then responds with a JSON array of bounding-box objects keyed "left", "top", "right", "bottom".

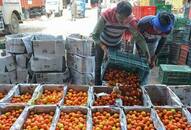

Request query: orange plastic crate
[{"left": 133, "top": 6, "right": 156, "bottom": 20}]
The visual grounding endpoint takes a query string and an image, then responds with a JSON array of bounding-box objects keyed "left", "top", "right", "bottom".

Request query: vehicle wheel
[{"left": 7, "top": 13, "right": 19, "bottom": 34}]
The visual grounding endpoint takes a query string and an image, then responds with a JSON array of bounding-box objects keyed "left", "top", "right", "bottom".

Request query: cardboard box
[
  {"left": 70, "top": 68, "right": 94, "bottom": 85},
  {"left": 34, "top": 68, "right": 70, "bottom": 83},
  {"left": 32, "top": 34, "right": 65, "bottom": 58},
  {"left": 67, "top": 53, "right": 95, "bottom": 73},
  {"left": 66, "top": 34, "right": 94, "bottom": 56},
  {"left": 5, "top": 34, "right": 32, "bottom": 54},
  {"left": 0, "top": 70, "right": 17, "bottom": 84},
  {"left": 15, "top": 54, "right": 29, "bottom": 68},
  {"left": 30, "top": 56, "right": 66, "bottom": 72},
  {"left": 0, "top": 73, "right": 10, "bottom": 83},
  {"left": 16, "top": 67, "right": 28, "bottom": 83},
  {"left": 8, "top": 70, "right": 17, "bottom": 84},
  {"left": 0, "top": 54, "right": 16, "bottom": 72}
]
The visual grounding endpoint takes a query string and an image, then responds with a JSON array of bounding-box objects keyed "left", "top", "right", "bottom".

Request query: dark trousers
[
  {"left": 95, "top": 44, "right": 104, "bottom": 85},
  {"left": 94, "top": 43, "right": 121, "bottom": 85}
]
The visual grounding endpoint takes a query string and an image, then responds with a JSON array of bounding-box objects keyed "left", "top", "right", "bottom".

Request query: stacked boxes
[
  {"left": 31, "top": 34, "right": 70, "bottom": 84},
  {"left": 4, "top": 34, "right": 32, "bottom": 83},
  {"left": 66, "top": 34, "right": 95, "bottom": 85},
  {"left": 0, "top": 53, "right": 16, "bottom": 83}
]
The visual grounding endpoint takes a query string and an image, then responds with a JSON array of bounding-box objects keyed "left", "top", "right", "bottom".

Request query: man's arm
[
  {"left": 92, "top": 16, "right": 105, "bottom": 45},
  {"left": 128, "top": 26, "right": 150, "bottom": 59}
]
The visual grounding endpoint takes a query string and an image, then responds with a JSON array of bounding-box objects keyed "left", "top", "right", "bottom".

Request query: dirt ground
[{"left": 19, "top": 8, "right": 98, "bottom": 36}]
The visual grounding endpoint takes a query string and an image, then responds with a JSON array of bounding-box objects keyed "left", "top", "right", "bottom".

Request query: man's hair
[
  {"left": 158, "top": 12, "right": 174, "bottom": 26},
  {"left": 116, "top": 1, "right": 132, "bottom": 17}
]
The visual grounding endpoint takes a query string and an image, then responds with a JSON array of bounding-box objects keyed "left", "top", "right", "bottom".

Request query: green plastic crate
[
  {"left": 174, "top": 18, "right": 190, "bottom": 29},
  {"left": 101, "top": 49, "right": 150, "bottom": 85},
  {"left": 159, "top": 64, "right": 191, "bottom": 85},
  {"left": 150, "top": 0, "right": 165, "bottom": 6},
  {"left": 156, "top": 4, "right": 172, "bottom": 13},
  {"left": 158, "top": 44, "right": 170, "bottom": 56},
  {"left": 156, "top": 57, "right": 169, "bottom": 66},
  {"left": 0, "top": 43, "right": 5, "bottom": 49},
  {"left": 0, "top": 39, "right": 5, "bottom": 49}
]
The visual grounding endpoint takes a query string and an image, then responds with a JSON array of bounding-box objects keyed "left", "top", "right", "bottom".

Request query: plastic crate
[
  {"left": 156, "top": 4, "right": 172, "bottom": 13},
  {"left": 169, "top": 43, "right": 180, "bottom": 64},
  {"left": 0, "top": 39, "right": 5, "bottom": 49},
  {"left": 133, "top": 6, "right": 156, "bottom": 20},
  {"left": 150, "top": 0, "right": 165, "bottom": 5},
  {"left": 187, "top": 48, "right": 191, "bottom": 67},
  {"left": 142, "top": 6, "right": 156, "bottom": 17},
  {"left": 159, "top": 64, "right": 191, "bottom": 85},
  {"left": 101, "top": 49, "right": 150, "bottom": 85},
  {"left": 132, "top": 6, "right": 142, "bottom": 20},
  {"left": 174, "top": 18, "right": 190, "bottom": 29},
  {"left": 178, "top": 44, "right": 190, "bottom": 65},
  {"left": 156, "top": 57, "right": 169, "bottom": 66},
  {"left": 0, "top": 43, "right": 5, "bottom": 49},
  {"left": 158, "top": 43, "right": 170, "bottom": 56},
  {"left": 171, "top": 27, "right": 191, "bottom": 42}
]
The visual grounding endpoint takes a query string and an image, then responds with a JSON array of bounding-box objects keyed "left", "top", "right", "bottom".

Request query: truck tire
[{"left": 7, "top": 13, "right": 19, "bottom": 34}]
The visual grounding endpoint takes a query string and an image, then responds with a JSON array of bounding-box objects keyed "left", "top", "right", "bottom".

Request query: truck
[
  {"left": 20, "top": 0, "right": 45, "bottom": 18},
  {"left": 0, "top": 0, "right": 23, "bottom": 34},
  {"left": 45, "top": 0, "right": 63, "bottom": 17}
]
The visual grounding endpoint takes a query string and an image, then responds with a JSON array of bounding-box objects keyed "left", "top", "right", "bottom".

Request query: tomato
[
  {"left": 0, "top": 109, "right": 23, "bottom": 129},
  {"left": 56, "top": 111, "right": 86, "bottom": 130},
  {"left": 23, "top": 111, "right": 54, "bottom": 130},
  {"left": 157, "top": 109, "right": 191, "bottom": 129},
  {"left": 93, "top": 111, "right": 120, "bottom": 130},
  {"left": 10, "top": 92, "right": 32, "bottom": 103},
  {"left": 64, "top": 89, "right": 87, "bottom": 106},
  {"left": 35, "top": 90, "right": 63, "bottom": 105},
  {"left": 126, "top": 110, "right": 155, "bottom": 130}
]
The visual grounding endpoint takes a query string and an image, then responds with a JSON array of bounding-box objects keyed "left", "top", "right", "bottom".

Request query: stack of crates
[
  {"left": 159, "top": 64, "right": 191, "bottom": 85},
  {"left": 178, "top": 44, "right": 190, "bottom": 65},
  {"left": 156, "top": 43, "right": 171, "bottom": 66},
  {"left": 171, "top": 25, "right": 191, "bottom": 43},
  {"left": 169, "top": 43, "right": 180, "bottom": 64},
  {"left": 156, "top": 4, "right": 172, "bottom": 13},
  {"left": 132, "top": 6, "right": 156, "bottom": 20},
  {"left": 174, "top": 18, "right": 190, "bottom": 29},
  {"left": 150, "top": 0, "right": 165, "bottom": 5}
]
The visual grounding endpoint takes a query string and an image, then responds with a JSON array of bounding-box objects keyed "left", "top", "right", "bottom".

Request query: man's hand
[
  {"left": 100, "top": 43, "right": 108, "bottom": 61},
  {"left": 149, "top": 55, "right": 157, "bottom": 69}
]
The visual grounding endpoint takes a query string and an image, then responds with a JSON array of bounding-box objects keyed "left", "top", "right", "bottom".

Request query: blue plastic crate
[{"left": 101, "top": 49, "right": 150, "bottom": 85}]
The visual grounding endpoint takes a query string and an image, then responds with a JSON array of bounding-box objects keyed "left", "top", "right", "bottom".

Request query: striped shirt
[{"left": 100, "top": 7, "right": 137, "bottom": 46}]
